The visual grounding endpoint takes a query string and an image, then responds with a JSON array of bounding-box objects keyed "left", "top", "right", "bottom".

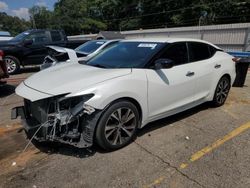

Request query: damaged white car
[
  {"left": 40, "top": 40, "right": 119, "bottom": 70},
  {"left": 12, "top": 38, "right": 236, "bottom": 150}
]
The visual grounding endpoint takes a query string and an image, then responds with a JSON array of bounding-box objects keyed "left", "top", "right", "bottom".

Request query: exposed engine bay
[{"left": 12, "top": 94, "right": 101, "bottom": 148}]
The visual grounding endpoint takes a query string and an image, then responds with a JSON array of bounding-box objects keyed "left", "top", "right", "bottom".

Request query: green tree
[
  {"left": 53, "top": 0, "right": 107, "bottom": 35},
  {"left": 29, "top": 6, "right": 54, "bottom": 29},
  {"left": 2, "top": 0, "right": 250, "bottom": 36},
  {"left": 0, "top": 12, "right": 30, "bottom": 36}
]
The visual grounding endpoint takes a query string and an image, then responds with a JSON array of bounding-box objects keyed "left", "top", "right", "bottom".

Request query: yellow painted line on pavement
[
  {"left": 143, "top": 122, "right": 250, "bottom": 187},
  {"left": 180, "top": 121, "right": 250, "bottom": 169},
  {"left": 143, "top": 176, "right": 165, "bottom": 188},
  {"left": 223, "top": 109, "right": 239, "bottom": 119}
]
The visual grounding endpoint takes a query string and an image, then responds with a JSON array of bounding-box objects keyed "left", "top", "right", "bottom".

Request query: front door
[
  {"left": 23, "top": 31, "right": 50, "bottom": 65},
  {"left": 146, "top": 42, "right": 197, "bottom": 120}
]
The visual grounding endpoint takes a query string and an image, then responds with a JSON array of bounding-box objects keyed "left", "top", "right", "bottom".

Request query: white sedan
[{"left": 12, "top": 38, "right": 236, "bottom": 150}]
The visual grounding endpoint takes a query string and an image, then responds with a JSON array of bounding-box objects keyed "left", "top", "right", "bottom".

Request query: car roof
[
  {"left": 91, "top": 39, "right": 121, "bottom": 43},
  {"left": 123, "top": 38, "right": 221, "bottom": 49},
  {"left": 25, "top": 29, "right": 65, "bottom": 33}
]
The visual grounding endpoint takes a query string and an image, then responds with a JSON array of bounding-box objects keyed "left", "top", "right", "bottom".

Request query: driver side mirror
[
  {"left": 154, "top": 58, "right": 174, "bottom": 69},
  {"left": 23, "top": 39, "right": 33, "bottom": 46}
]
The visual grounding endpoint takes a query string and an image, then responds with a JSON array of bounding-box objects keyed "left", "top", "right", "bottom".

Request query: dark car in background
[{"left": 0, "top": 29, "right": 87, "bottom": 74}]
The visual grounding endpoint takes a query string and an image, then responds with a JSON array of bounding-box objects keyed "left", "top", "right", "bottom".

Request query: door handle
[
  {"left": 186, "top": 71, "right": 195, "bottom": 77},
  {"left": 214, "top": 64, "right": 221, "bottom": 69}
]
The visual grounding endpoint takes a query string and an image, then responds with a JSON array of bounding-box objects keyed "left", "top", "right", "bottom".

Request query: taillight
[
  {"left": 0, "top": 50, "right": 4, "bottom": 61},
  {"left": 232, "top": 57, "right": 240, "bottom": 63},
  {"left": 0, "top": 50, "right": 4, "bottom": 57}
]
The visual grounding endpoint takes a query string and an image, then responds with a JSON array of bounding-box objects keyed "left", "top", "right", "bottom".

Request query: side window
[
  {"left": 208, "top": 45, "right": 217, "bottom": 57},
  {"left": 160, "top": 42, "right": 188, "bottom": 65},
  {"left": 188, "top": 42, "right": 210, "bottom": 62},
  {"left": 51, "top": 31, "right": 63, "bottom": 42},
  {"left": 26, "top": 32, "right": 49, "bottom": 44}
]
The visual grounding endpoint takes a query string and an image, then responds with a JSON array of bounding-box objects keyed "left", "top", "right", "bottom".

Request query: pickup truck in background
[{"left": 0, "top": 29, "right": 88, "bottom": 74}]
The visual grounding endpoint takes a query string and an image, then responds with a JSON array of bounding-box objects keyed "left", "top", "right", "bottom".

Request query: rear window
[
  {"left": 75, "top": 40, "right": 106, "bottom": 54},
  {"left": 188, "top": 42, "right": 210, "bottom": 62}
]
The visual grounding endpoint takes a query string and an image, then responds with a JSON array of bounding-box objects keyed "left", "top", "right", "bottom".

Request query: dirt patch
[
  {"left": 0, "top": 122, "right": 46, "bottom": 176},
  {"left": 225, "top": 90, "right": 250, "bottom": 106},
  {"left": 0, "top": 123, "right": 22, "bottom": 137},
  {"left": 0, "top": 148, "right": 42, "bottom": 176}
]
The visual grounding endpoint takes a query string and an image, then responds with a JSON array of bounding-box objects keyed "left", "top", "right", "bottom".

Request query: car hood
[{"left": 21, "top": 63, "right": 131, "bottom": 97}]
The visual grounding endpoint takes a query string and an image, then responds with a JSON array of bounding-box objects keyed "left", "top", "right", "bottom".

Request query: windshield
[
  {"left": 11, "top": 31, "right": 30, "bottom": 42},
  {"left": 75, "top": 40, "right": 107, "bottom": 54},
  {"left": 84, "top": 41, "right": 165, "bottom": 68}
]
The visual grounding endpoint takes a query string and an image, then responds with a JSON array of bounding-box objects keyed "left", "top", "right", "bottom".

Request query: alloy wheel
[
  {"left": 215, "top": 78, "right": 230, "bottom": 104},
  {"left": 104, "top": 107, "right": 136, "bottom": 146},
  {"left": 5, "top": 58, "right": 17, "bottom": 74}
]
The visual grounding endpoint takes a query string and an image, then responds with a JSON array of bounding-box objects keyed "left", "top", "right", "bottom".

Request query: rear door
[
  {"left": 49, "top": 30, "right": 66, "bottom": 47},
  {"left": 146, "top": 42, "right": 197, "bottom": 120},
  {"left": 187, "top": 42, "right": 215, "bottom": 100}
]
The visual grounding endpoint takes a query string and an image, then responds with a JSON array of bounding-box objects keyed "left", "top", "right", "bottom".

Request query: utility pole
[
  {"left": 198, "top": 11, "right": 207, "bottom": 38},
  {"left": 30, "top": 12, "right": 36, "bottom": 29}
]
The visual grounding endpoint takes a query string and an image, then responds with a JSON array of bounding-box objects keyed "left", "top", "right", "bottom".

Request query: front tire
[
  {"left": 4, "top": 56, "right": 20, "bottom": 74},
  {"left": 95, "top": 100, "right": 140, "bottom": 151},
  {"left": 212, "top": 76, "right": 231, "bottom": 107}
]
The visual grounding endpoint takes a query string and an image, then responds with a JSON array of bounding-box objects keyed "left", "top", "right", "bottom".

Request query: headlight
[{"left": 58, "top": 94, "right": 94, "bottom": 112}]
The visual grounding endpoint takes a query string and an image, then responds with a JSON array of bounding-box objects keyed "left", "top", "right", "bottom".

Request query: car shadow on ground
[
  {"left": 32, "top": 103, "right": 211, "bottom": 159},
  {"left": 137, "top": 102, "right": 211, "bottom": 137},
  {"left": 0, "top": 84, "right": 16, "bottom": 98},
  {"left": 31, "top": 140, "right": 97, "bottom": 159}
]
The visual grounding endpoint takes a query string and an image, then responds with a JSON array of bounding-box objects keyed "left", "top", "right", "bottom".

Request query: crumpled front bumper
[
  {"left": 11, "top": 106, "right": 48, "bottom": 141},
  {"left": 11, "top": 104, "right": 102, "bottom": 148}
]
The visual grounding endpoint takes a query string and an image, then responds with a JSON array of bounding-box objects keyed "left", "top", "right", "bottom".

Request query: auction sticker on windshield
[
  {"left": 138, "top": 43, "right": 157, "bottom": 49},
  {"left": 96, "top": 41, "right": 105, "bottom": 44}
]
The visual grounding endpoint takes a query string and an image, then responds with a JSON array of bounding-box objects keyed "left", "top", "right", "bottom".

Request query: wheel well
[
  {"left": 109, "top": 97, "right": 143, "bottom": 126},
  {"left": 5, "top": 54, "right": 22, "bottom": 65},
  {"left": 93, "top": 97, "right": 143, "bottom": 143},
  {"left": 222, "top": 74, "right": 231, "bottom": 85}
]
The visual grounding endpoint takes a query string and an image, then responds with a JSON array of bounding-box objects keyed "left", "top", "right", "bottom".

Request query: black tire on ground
[
  {"left": 95, "top": 100, "right": 140, "bottom": 151},
  {"left": 212, "top": 76, "right": 231, "bottom": 107},
  {"left": 4, "top": 55, "right": 20, "bottom": 74}
]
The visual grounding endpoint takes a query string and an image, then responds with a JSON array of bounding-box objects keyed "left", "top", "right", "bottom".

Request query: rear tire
[
  {"left": 212, "top": 76, "right": 231, "bottom": 107},
  {"left": 95, "top": 100, "right": 139, "bottom": 151},
  {"left": 4, "top": 56, "right": 20, "bottom": 74}
]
